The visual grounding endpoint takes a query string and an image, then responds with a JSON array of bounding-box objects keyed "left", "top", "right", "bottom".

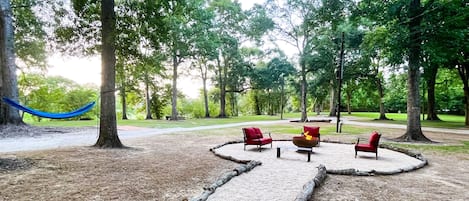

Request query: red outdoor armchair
[
  {"left": 242, "top": 127, "right": 273, "bottom": 152},
  {"left": 303, "top": 126, "right": 320, "bottom": 145},
  {"left": 355, "top": 131, "right": 381, "bottom": 160}
]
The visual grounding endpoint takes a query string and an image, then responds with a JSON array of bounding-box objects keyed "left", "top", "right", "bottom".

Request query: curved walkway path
[
  {"left": 0, "top": 120, "right": 290, "bottom": 153},
  {"left": 205, "top": 141, "right": 424, "bottom": 200}
]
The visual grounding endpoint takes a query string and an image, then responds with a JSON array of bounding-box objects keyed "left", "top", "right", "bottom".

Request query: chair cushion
[
  {"left": 303, "top": 126, "right": 320, "bottom": 137},
  {"left": 355, "top": 144, "right": 376, "bottom": 152},
  {"left": 244, "top": 128, "right": 258, "bottom": 139},
  {"left": 369, "top": 132, "right": 380, "bottom": 146},
  {"left": 252, "top": 127, "right": 264, "bottom": 138},
  {"left": 247, "top": 137, "right": 272, "bottom": 145}
]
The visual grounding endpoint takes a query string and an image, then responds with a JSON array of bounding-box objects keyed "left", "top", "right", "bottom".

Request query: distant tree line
[{"left": 0, "top": 0, "right": 467, "bottom": 142}]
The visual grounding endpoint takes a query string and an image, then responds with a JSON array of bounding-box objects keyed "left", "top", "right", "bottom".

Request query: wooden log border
[
  {"left": 294, "top": 164, "right": 327, "bottom": 201},
  {"left": 192, "top": 139, "right": 428, "bottom": 200}
]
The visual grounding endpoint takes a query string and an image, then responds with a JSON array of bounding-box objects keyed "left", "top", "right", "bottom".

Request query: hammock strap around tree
[{"left": 2, "top": 97, "right": 96, "bottom": 119}]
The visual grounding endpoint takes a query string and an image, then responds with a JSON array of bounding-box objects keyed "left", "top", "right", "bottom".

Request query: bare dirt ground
[{"left": 1, "top": 123, "right": 469, "bottom": 200}]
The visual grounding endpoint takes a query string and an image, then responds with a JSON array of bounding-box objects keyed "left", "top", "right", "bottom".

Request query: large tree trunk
[
  {"left": 300, "top": 62, "right": 308, "bottom": 121},
  {"left": 232, "top": 93, "right": 238, "bottom": 116},
  {"left": 377, "top": 78, "right": 389, "bottom": 120},
  {"left": 202, "top": 74, "right": 210, "bottom": 118},
  {"left": 200, "top": 63, "right": 210, "bottom": 118},
  {"left": 426, "top": 63, "right": 440, "bottom": 120},
  {"left": 0, "top": 0, "right": 23, "bottom": 125},
  {"left": 346, "top": 89, "right": 352, "bottom": 115},
  {"left": 314, "top": 102, "right": 321, "bottom": 115},
  {"left": 218, "top": 58, "right": 227, "bottom": 118},
  {"left": 268, "top": 90, "right": 273, "bottom": 115},
  {"left": 329, "top": 85, "right": 337, "bottom": 117},
  {"left": 457, "top": 63, "right": 469, "bottom": 126},
  {"left": 464, "top": 85, "right": 469, "bottom": 127},
  {"left": 145, "top": 81, "right": 152, "bottom": 120},
  {"left": 254, "top": 91, "right": 261, "bottom": 115},
  {"left": 171, "top": 51, "right": 178, "bottom": 120},
  {"left": 95, "top": 0, "right": 123, "bottom": 148},
  {"left": 120, "top": 84, "right": 128, "bottom": 120},
  {"left": 280, "top": 80, "right": 285, "bottom": 119},
  {"left": 398, "top": 0, "right": 431, "bottom": 142},
  {"left": 375, "top": 57, "right": 389, "bottom": 120}
]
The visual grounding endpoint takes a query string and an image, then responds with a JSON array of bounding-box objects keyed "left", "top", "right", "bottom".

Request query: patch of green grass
[
  {"left": 26, "top": 115, "right": 284, "bottom": 128},
  {"left": 282, "top": 112, "right": 332, "bottom": 119},
  {"left": 343, "top": 112, "right": 466, "bottom": 129},
  {"left": 263, "top": 123, "right": 375, "bottom": 136},
  {"left": 334, "top": 125, "right": 381, "bottom": 135},
  {"left": 387, "top": 141, "right": 469, "bottom": 154},
  {"left": 261, "top": 127, "right": 299, "bottom": 135}
]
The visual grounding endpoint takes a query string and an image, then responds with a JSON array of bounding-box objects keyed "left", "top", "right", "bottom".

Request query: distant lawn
[
  {"left": 388, "top": 141, "right": 469, "bottom": 154},
  {"left": 274, "top": 111, "right": 466, "bottom": 129},
  {"left": 262, "top": 123, "right": 375, "bottom": 136},
  {"left": 25, "top": 112, "right": 467, "bottom": 130},
  {"left": 343, "top": 112, "right": 466, "bottom": 129},
  {"left": 26, "top": 114, "right": 285, "bottom": 128}
]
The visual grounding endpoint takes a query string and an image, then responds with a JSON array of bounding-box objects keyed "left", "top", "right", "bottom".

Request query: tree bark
[
  {"left": 171, "top": 50, "right": 178, "bottom": 120},
  {"left": 372, "top": 55, "right": 389, "bottom": 120},
  {"left": 398, "top": 0, "right": 431, "bottom": 142},
  {"left": 254, "top": 91, "right": 261, "bottom": 115},
  {"left": 425, "top": 63, "right": 440, "bottom": 120},
  {"left": 218, "top": 57, "right": 227, "bottom": 118},
  {"left": 346, "top": 89, "right": 352, "bottom": 115},
  {"left": 145, "top": 80, "right": 152, "bottom": 120},
  {"left": 230, "top": 93, "right": 237, "bottom": 116},
  {"left": 377, "top": 78, "right": 389, "bottom": 120},
  {"left": 201, "top": 63, "right": 210, "bottom": 118},
  {"left": 120, "top": 82, "right": 128, "bottom": 120},
  {"left": 465, "top": 85, "right": 469, "bottom": 127},
  {"left": 457, "top": 63, "right": 469, "bottom": 126},
  {"left": 280, "top": 80, "right": 284, "bottom": 119},
  {"left": 315, "top": 102, "right": 321, "bottom": 115},
  {"left": 300, "top": 62, "right": 308, "bottom": 121},
  {"left": 329, "top": 85, "right": 337, "bottom": 117},
  {"left": 268, "top": 90, "right": 273, "bottom": 115},
  {"left": 0, "top": 0, "right": 23, "bottom": 125},
  {"left": 95, "top": 0, "right": 123, "bottom": 148}
]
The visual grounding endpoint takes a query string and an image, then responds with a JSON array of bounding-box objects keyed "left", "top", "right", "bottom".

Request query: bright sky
[
  {"left": 48, "top": 55, "right": 204, "bottom": 99},
  {"left": 48, "top": 55, "right": 101, "bottom": 86},
  {"left": 47, "top": 0, "right": 266, "bottom": 99},
  {"left": 240, "top": 0, "right": 265, "bottom": 10}
]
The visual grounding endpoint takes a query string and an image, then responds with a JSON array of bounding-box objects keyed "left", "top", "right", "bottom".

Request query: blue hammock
[{"left": 2, "top": 97, "right": 96, "bottom": 119}]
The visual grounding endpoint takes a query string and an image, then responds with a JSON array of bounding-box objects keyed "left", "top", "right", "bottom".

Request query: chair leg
[
  {"left": 355, "top": 150, "right": 357, "bottom": 158},
  {"left": 375, "top": 151, "right": 378, "bottom": 160},
  {"left": 244, "top": 144, "right": 246, "bottom": 151}
]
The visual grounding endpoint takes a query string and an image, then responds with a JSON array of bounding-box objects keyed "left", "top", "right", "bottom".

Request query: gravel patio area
[{"left": 206, "top": 141, "right": 426, "bottom": 200}]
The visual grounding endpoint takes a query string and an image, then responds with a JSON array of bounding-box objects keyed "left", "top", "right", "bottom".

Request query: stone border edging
[
  {"left": 190, "top": 141, "right": 262, "bottom": 201},
  {"left": 321, "top": 139, "right": 428, "bottom": 176}
]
